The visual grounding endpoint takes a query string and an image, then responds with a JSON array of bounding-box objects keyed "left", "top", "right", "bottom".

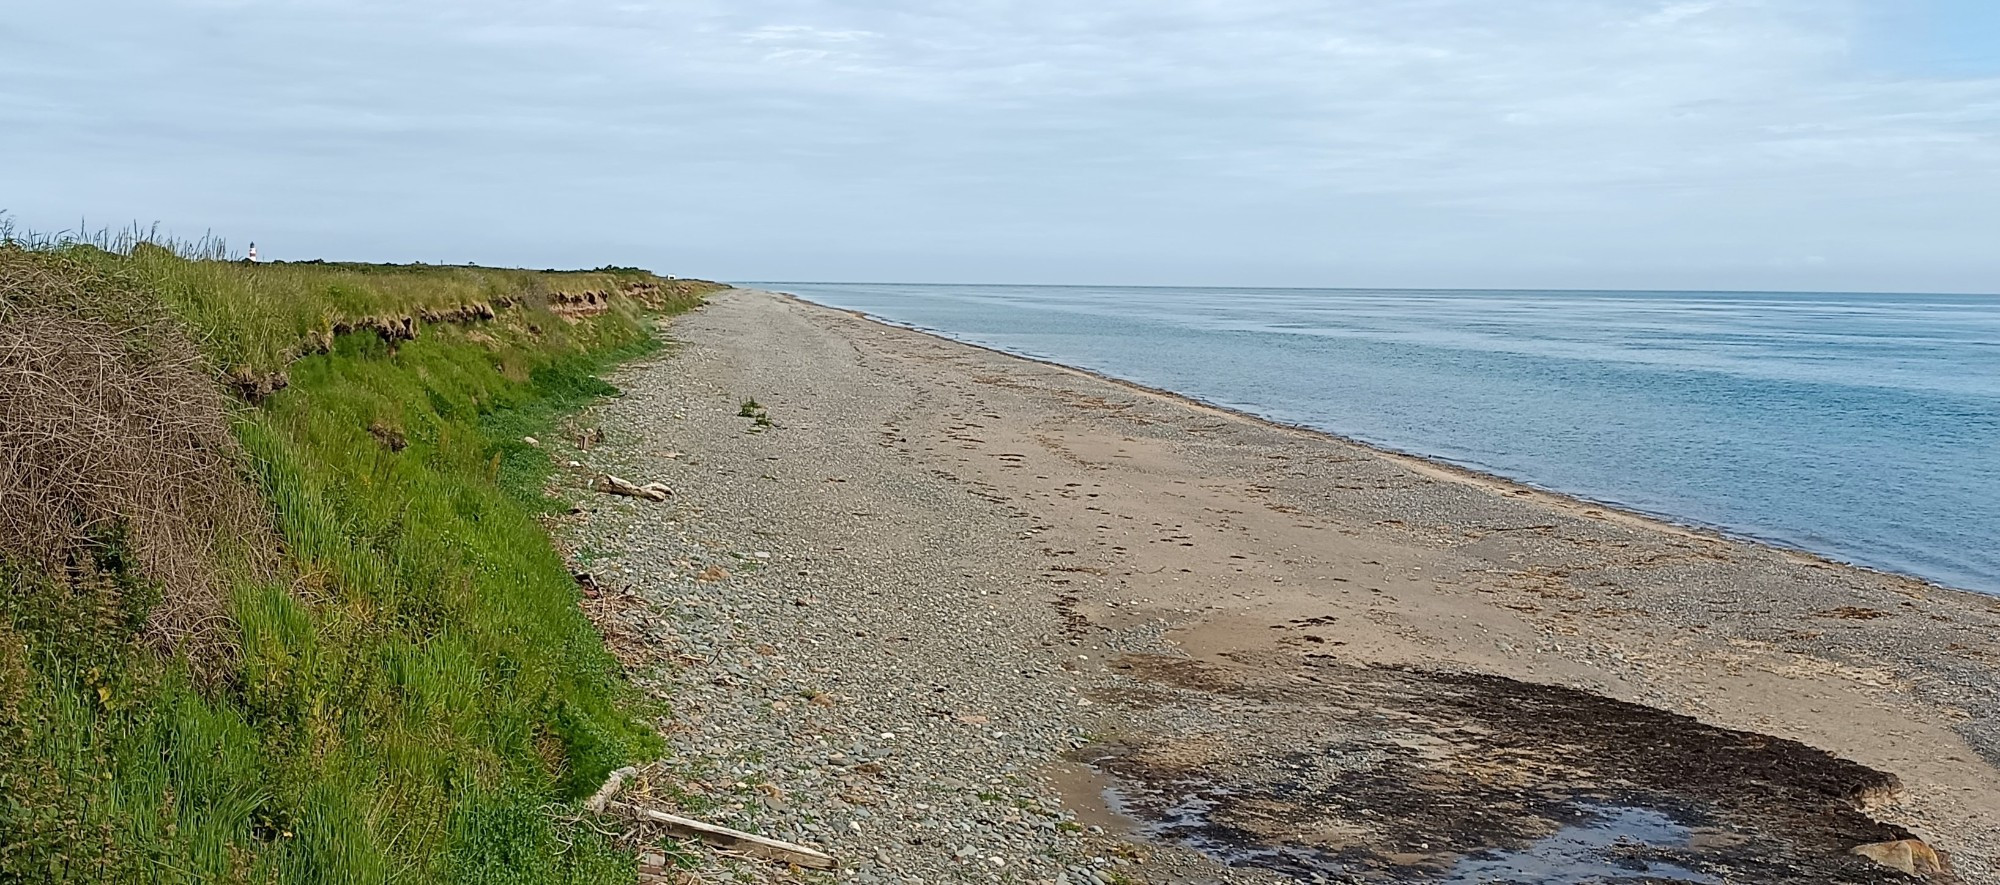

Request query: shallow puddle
[
  {"left": 1102, "top": 778, "right": 1347, "bottom": 877},
  {"left": 1102, "top": 774, "right": 1726, "bottom": 883},
  {"left": 1436, "top": 805, "right": 1718, "bottom": 884}
]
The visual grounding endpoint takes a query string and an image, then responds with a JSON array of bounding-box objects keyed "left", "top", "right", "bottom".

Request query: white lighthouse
[{"left": 248, "top": 242, "right": 259, "bottom": 263}]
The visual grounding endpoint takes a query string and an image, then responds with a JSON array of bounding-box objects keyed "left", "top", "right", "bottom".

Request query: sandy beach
[{"left": 559, "top": 288, "right": 2000, "bottom": 884}]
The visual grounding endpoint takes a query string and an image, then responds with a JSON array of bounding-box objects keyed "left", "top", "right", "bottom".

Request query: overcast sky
[{"left": 4, "top": 1, "right": 1998, "bottom": 291}]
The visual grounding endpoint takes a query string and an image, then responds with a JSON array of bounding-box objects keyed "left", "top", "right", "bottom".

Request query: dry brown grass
[{"left": 0, "top": 246, "right": 266, "bottom": 662}]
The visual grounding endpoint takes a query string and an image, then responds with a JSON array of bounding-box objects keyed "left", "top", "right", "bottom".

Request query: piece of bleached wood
[
  {"left": 594, "top": 474, "right": 671, "bottom": 502},
  {"left": 584, "top": 766, "right": 639, "bottom": 814},
  {"left": 620, "top": 804, "right": 837, "bottom": 870}
]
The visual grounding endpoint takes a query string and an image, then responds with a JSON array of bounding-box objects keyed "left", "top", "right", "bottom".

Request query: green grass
[
  {"left": 0, "top": 240, "right": 720, "bottom": 883},
  {"left": 737, "top": 398, "right": 772, "bottom": 431}
]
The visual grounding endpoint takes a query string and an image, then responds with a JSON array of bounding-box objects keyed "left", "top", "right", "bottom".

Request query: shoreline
[
  {"left": 769, "top": 290, "right": 1986, "bottom": 603},
  {"left": 744, "top": 280, "right": 2000, "bottom": 300},
  {"left": 565, "top": 288, "right": 2000, "bottom": 883}
]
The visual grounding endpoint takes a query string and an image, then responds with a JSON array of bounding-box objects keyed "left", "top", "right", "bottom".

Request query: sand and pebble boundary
[
  {"left": 556, "top": 289, "right": 1999, "bottom": 884},
  {"left": 785, "top": 292, "right": 1968, "bottom": 586}
]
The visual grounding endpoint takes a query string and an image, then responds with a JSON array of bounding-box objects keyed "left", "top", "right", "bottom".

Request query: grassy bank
[{"left": 0, "top": 237, "right": 721, "bottom": 882}]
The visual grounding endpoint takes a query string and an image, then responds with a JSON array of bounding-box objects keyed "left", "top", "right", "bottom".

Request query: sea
[{"left": 763, "top": 283, "right": 2000, "bottom": 595}]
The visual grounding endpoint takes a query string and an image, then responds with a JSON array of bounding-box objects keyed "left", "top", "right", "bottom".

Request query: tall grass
[{"left": 0, "top": 233, "right": 718, "bottom": 883}]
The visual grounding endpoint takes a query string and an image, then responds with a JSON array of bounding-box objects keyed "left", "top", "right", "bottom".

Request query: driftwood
[
  {"left": 583, "top": 767, "right": 837, "bottom": 870},
  {"left": 594, "top": 474, "right": 671, "bottom": 502},
  {"left": 585, "top": 766, "right": 638, "bottom": 813},
  {"left": 621, "top": 804, "right": 837, "bottom": 870}
]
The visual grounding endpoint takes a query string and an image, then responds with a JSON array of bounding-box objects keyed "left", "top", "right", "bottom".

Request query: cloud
[
  {"left": 1643, "top": 1, "right": 1720, "bottom": 26},
  {"left": 3, "top": 0, "right": 1997, "bottom": 290}
]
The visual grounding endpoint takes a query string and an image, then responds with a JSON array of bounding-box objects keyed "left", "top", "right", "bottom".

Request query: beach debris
[
  {"left": 522, "top": 435, "right": 539, "bottom": 447},
  {"left": 585, "top": 765, "right": 639, "bottom": 813},
  {"left": 594, "top": 473, "right": 671, "bottom": 501},
  {"left": 624, "top": 805, "right": 837, "bottom": 870},
  {"left": 635, "top": 852, "right": 671, "bottom": 884},
  {"left": 696, "top": 564, "right": 730, "bottom": 582},
  {"left": 1848, "top": 839, "right": 1945, "bottom": 876},
  {"left": 581, "top": 767, "right": 835, "bottom": 868}
]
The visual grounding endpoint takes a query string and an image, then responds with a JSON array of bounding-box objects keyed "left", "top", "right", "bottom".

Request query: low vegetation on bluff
[{"left": 0, "top": 227, "right": 720, "bottom": 883}]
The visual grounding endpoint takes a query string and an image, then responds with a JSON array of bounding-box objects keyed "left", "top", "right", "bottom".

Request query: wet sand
[{"left": 579, "top": 289, "right": 2000, "bottom": 882}]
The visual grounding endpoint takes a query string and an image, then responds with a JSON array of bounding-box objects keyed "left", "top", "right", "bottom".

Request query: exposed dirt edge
[{"left": 227, "top": 279, "right": 726, "bottom": 401}]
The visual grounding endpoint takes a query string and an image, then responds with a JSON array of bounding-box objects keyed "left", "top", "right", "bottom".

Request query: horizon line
[{"left": 741, "top": 280, "right": 2000, "bottom": 298}]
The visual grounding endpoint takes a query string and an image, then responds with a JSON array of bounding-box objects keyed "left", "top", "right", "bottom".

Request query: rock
[{"left": 1849, "top": 839, "right": 1945, "bottom": 876}]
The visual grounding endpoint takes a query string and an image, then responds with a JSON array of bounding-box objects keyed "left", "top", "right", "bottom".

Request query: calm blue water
[{"left": 764, "top": 284, "right": 2000, "bottom": 595}]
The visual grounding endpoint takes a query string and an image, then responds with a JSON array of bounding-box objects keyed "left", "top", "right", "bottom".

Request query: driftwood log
[
  {"left": 621, "top": 804, "right": 837, "bottom": 870},
  {"left": 585, "top": 767, "right": 836, "bottom": 870}
]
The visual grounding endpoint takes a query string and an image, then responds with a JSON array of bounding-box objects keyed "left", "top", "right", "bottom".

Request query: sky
[{"left": 3, "top": 0, "right": 1998, "bottom": 291}]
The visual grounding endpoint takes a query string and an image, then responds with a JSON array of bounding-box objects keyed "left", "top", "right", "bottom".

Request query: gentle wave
[{"left": 765, "top": 283, "right": 2000, "bottom": 594}]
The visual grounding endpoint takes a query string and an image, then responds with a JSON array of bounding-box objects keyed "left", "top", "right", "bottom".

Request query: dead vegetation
[{"left": 0, "top": 246, "right": 266, "bottom": 663}]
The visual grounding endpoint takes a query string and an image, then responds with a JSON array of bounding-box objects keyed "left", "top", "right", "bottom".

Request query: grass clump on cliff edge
[{"left": 0, "top": 232, "right": 720, "bottom": 883}]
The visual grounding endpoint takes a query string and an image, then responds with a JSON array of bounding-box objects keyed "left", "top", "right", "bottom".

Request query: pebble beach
[{"left": 554, "top": 289, "right": 2000, "bottom": 884}]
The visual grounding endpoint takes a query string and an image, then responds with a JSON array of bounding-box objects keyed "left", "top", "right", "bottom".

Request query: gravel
[
  {"left": 553, "top": 299, "right": 1261, "bottom": 884},
  {"left": 550, "top": 290, "right": 2000, "bottom": 884}
]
